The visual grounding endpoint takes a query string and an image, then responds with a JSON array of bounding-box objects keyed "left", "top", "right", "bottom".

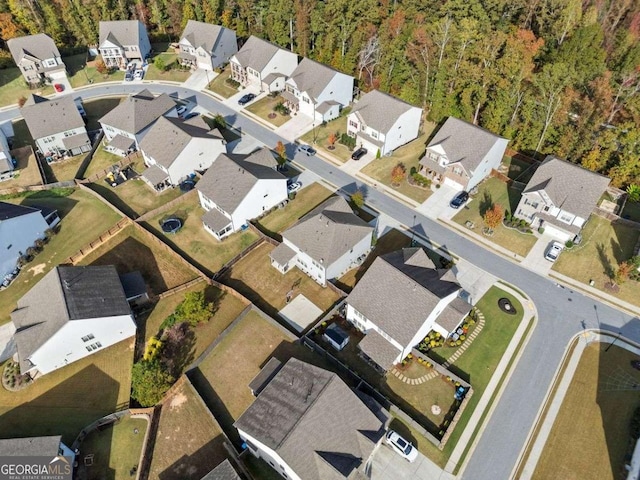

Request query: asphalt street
[{"left": 3, "top": 83, "right": 638, "bottom": 479}]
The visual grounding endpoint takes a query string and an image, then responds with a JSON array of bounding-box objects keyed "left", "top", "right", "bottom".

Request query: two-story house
[
  {"left": 21, "top": 94, "right": 91, "bottom": 159},
  {"left": 234, "top": 358, "right": 387, "bottom": 480},
  {"left": 99, "top": 89, "right": 178, "bottom": 156},
  {"left": 419, "top": 117, "right": 509, "bottom": 192},
  {"left": 98, "top": 20, "right": 151, "bottom": 70},
  {"left": 229, "top": 36, "right": 298, "bottom": 93},
  {"left": 0, "top": 124, "right": 14, "bottom": 182},
  {"left": 345, "top": 247, "right": 472, "bottom": 372},
  {"left": 0, "top": 202, "right": 60, "bottom": 280},
  {"left": 197, "top": 148, "right": 287, "bottom": 240},
  {"left": 515, "top": 156, "right": 611, "bottom": 242},
  {"left": 269, "top": 196, "right": 373, "bottom": 286},
  {"left": 281, "top": 58, "right": 354, "bottom": 123},
  {"left": 179, "top": 20, "right": 238, "bottom": 71},
  {"left": 139, "top": 116, "right": 226, "bottom": 191},
  {"left": 346, "top": 90, "right": 422, "bottom": 156},
  {"left": 7, "top": 34, "right": 67, "bottom": 86},
  {"left": 11, "top": 265, "right": 137, "bottom": 377}
]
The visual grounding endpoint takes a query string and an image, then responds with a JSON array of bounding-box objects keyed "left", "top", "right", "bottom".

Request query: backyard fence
[
  {"left": 64, "top": 217, "right": 131, "bottom": 264},
  {"left": 505, "top": 148, "right": 539, "bottom": 165},
  {"left": 79, "top": 153, "right": 137, "bottom": 184},
  {"left": 0, "top": 179, "right": 76, "bottom": 196},
  {"left": 157, "top": 277, "right": 206, "bottom": 300},
  {"left": 75, "top": 130, "right": 104, "bottom": 180},
  {"left": 213, "top": 237, "right": 267, "bottom": 280},
  {"left": 135, "top": 188, "right": 197, "bottom": 223},
  {"left": 594, "top": 207, "right": 640, "bottom": 230},
  {"left": 76, "top": 181, "right": 131, "bottom": 218},
  {"left": 247, "top": 221, "right": 280, "bottom": 246}
]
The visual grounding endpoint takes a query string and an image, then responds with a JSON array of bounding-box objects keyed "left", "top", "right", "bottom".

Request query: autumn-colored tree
[
  {"left": 390, "top": 163, "right": 406, "bottom": 186},
  {"left": 275, "top": 141, "right": 287, "bottom": 169},
  {"left": 0, "top": 12, "right": 23, "bottom": 40},
  {"left": 17, "top": 96, "right": 27, "bottom": 108},
  {"left": 351, "top": 189, "right": 365, "bottom": 208},
  {"left": 95, "top": 59, "right": 108, "bottom": 75},
  {"left": 328, "top": 132, "right": 338, "bottom": 148},
  {"left": 614, "top": 261, "right": 634, "bottom": 285},
  {"left": 483, "top": 203, "right": 504, "bottom": 231}
]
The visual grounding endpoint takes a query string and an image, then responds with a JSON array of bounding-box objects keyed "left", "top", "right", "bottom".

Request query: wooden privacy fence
[
  {"left": 157, "top": 277, "right": 206, "bottom": 299},
  {"left": 80, "top": 154, "right": 136, "bottom": 184},
  {"left": 135, "top": 188, "right": 197, "bottom": 223},
  {"left": 594, "top": 207, "right": 640, "bottom": 229},
  {"left": 0, "top": 179, "right": 76, "bottom": 196},
  {"left": 75, "top": 130, "right": 104, "bottom": 180},
  {"left": 64, "top": 217, "right": 131, "bottom": 264}
]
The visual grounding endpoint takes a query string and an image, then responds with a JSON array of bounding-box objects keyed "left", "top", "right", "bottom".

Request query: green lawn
[
  {"left": 246, "top": 95, "right": 291, "bottom": 127},
  {"left": 11, "top": 119, "right": 33, "bottom": 150},
  {"left": 453, "top": 177, "right": 537, "bottom": 257},
  {"left": 76, "top": 415, "right": 147, "bottom": 480},
  {"left": 622, "top": 200, "right": 640, "bottom": 223},
  {"left": 301, "top": 116, "right": 352, "bottom": 162},
  {"left": 47, "top": 154, "right": 85, "bottom": 182},
  {"left": 149, "top": 378, "right": 228, "bottom": 480},
  {"left": 0, "top": 146, "right": 42, "bottom": 190},
  {"left": 77, "top": 224, "right": 198, "bottom": 296},
  {"left": 553, "top": 215, "right": 640, "bottom": 307},
  {"left": 145, "top": 46, "right": 191, "bottom": 82},
  {"left": 220, "top": 242, "right": 342, "bottom": 320},
  {"left": 532, "top": 343, "right": 640, "bottom": 480},
  {"left": 140, "top": 280, "right": 248, "bottom": 360},
  {"left": 206, "top": 69, "right": 238, "bottom": 98},
  {"left": 66, "top": 54, "right": 125, "bottom": 88},
  {"left": 0, "top": 68, "right": 53, "bottom": 108},
  {"left": 142, "top": 193, "right": 259, "bottom": 276},
  {"left": 254, "top": 183, "right": 334, "bottom": 237},
  {"left": 0, "top": 339, "right": 133, "bottom": 443},
  {"left": 83, "top": 98, "right": 122, "bottom": 131},
  {"left": 83, "top": 148, "right": 123, "bottom": 179},
  {"left": 501, "top": 155, "right": 537, "bottom": 183},
  {"left": 0, "top": 188, "right": 123, "bottom": 325},
  {"left": 361, "top": 129, "right": 436, "bottom": 204}
]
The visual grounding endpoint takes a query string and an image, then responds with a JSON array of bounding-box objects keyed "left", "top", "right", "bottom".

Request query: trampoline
[{"left": 161, "top": 218, "right": 182, "bottom": 234}]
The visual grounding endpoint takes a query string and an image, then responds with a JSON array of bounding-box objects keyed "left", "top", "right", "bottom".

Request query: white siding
[
  {"left": 260, "top": 50, "right": 298, "bottom": 86},
  {"left": 237, "top": 429, "right": 301, "bottom": 480},
  {"left": 0, "top": 211, "right": 49, "bottom": 278},
  {"left": 34, "top": 126, "right": 88, "bottom": 155},
  {"left": 164, "top": 137, "right": 226, "bottom": 185},
  {"left": 27, "top": 314, "right": 136, "bottom": 375},
  {"left": 345, "top": 304, "right": 404, "bottom": 364},
  {"left": 230, "top": 178, "right": 288, "bottom": 231},
  {"left": 212, "top": 28, "right": 238, "bottom": 69},
  {"left": 381, "top": 107, "right": 422, "bottom": 155},
  {"left": 283, "top": 238, "right": 327, "bottom": 285},
  {"left": 316, "top": 72, "right": 354, "bottom": 109},
  {"left": 326, "top": 232, "right": 372, "bottom": 281},
  {"left": 466, "top": 137, "right": 509, "bottom": 191}
]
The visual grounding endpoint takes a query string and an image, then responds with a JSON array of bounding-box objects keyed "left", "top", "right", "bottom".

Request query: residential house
[
  {"left": 282, "top": 58, "right": 354, "bottom": 123},
  {"left": 21, "top": 94, "right": 91, "bottom": 158},
  {"left": 419, "top": 117, "right": 509, "bottom": 191},
  {"left": 179, "top": 20, "right": 238, "bottom": 71},
  {"left": 515, "top": 156, "right": 611, "bottom": 242},
  {"left": 197, "top": 148, "right": 287, "bottom": 240},
  {"left": 99, "top": 89, "right": 178, "bottom": 156},
  {"left": 345, "top": 247, "right": 472, "bottom": 371},
  {"left": 0, "top": 124, "right": 14, "bottom": 182},
  {"left": 346, "top": 90, "right": 422, "bottom": 156},
  {"left": 269, "top": 196, "right": 373, "bottom": 287},
  {"left": 98, "top": 20, "right": 151, "bottom": 70},
  {"left": 229, "top": 36, "right": 298, "bottom": 92},
  {"left": 235, "top": 358, "right": 388, "bottom": 480},
  {"left": 11, "top": 265, "right": 137, "bottom": 377},
  {"left": 0, "top": 202, "right": 60, "bottom": 280},
  {"left": 139, "top": 116, "right": 226, "bottom": 191},
  {"left": 200, "top": 459, "right": 242, "bottom": 480},
  {"left": 7, "top": 34, "right": 66, "bottom": 85},
  {"left": 0, "top": 435, "right": 76, "bottom": 462}
]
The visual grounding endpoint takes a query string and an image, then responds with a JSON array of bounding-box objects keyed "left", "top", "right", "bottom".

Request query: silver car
[
  {"left": 545, "top": 241, "right": 563, "bottom": 262},
  {"left": 385, "top": 430, "right": 418, "bottom": 462}
]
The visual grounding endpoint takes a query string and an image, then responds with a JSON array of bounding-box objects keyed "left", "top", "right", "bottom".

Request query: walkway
[{"left": 520, "top": 234, "right": 555, "bottom": 275}]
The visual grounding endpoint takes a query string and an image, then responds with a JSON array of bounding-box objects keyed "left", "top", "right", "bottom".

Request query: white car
[
  {"left": 133, "top": 69, "right": 144, "bottom": 80},
  {"left": 385, "top": 430, "right": 418, "bottom": 462},
  {"left": 297, "top": 144, "right": 316, "bottom": 156},
  {"left": 287, "top": 181, "right": 302, "bottom": 194},
  {"left": 545, "top": 241, "right": 563, "bottom": 262},
  {"left": 176, "top": 105, "right": 188, "bottom": 117}
]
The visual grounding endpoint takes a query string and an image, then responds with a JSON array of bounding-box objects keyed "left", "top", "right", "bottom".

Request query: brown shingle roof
[
  {"left": 358, "top": 330, "right": 401, "bottom": 370},
  {"left": 21, "top": 95, "right": 85, "bottom": 140},
  {"left": 99, "top": 89, "right": 176, "bottom": 135},
  {"left": 351, "top": 90, "right": 420, "bottom": 134},
  {"left": 7, "top": 34, "right": 61, "bottom": 64}
]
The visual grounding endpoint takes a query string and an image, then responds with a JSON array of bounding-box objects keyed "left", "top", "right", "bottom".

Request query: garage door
[
  {"left": 443, "top": 176, "right": 464, "bottom": 190},
  {"left": 48, "top": 70, "right": 67, "bottom": 80},
  {"left": 543, "top": 223, "right": 572, "bottom": 242}
]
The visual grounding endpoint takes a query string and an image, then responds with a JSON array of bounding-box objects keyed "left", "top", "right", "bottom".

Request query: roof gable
[
  {"left": 99, "top": 20, "right": 145, "bottom": 47},
  {"left": 21, "top": 95, "right": 85, "bottom": 140},
  {"left": 181, "top": 20, "right": 226, "bottom": 53},
  {"left": 99, "top": 90, "right": 176, "bottom": 134},
  {"left": 287, "top": 58, "right": 345, "bottom": 101},
  {"left": 7, "top": 34, "right": 60, "bottom": 64},
  {"left": 350, "top": 90, "right": 419, "bottom": 134},
  {"left": 232, "top": 36, "right": 284, "bottom": 72}
]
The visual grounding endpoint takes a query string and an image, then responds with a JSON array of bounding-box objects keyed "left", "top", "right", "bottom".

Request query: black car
[
  {"left": 238, "top": 93, "right": 256, "bottom": 106},
  {"left": 351, "top": 147, "right": 367, "bottom": 161},
  {"left": 184, "top": 112, "right": 199, "bottom": 120},
  {"left": 450, "top": 191, "right": 469, "bottom": 209}
]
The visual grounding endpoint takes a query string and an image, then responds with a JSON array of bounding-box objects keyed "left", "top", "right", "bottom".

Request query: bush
[
  {"left": 565, "top": 240, "right": 574, "bottom": 248},
  {"left": 225, "top": 78, "right": 240, "bottom": 88},
  {"left": 153, "top": 56, "right": 167, "bottom": 72},
  {"left": 339, "top": 133, "right": 356, "bottom": 149},
  {"left": 538, "top": 227, "right": 545, "bottom": 234},
  {"left": 409, "top": 172, "right": 431, "bottom": 188},
  {"left": 131, "top": 361, "right": 175, "bottom": 407},
  {"left": 274, "top": 102, "right": 290, "bottom": 116}
]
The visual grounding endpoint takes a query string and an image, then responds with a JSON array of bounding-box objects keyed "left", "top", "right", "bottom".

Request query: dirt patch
[
  {"left": 169, "top": 391, "right": 187, "bottom": 410},
  {"left": 28, "top": 263, "right": 46, "bottom": 276}
]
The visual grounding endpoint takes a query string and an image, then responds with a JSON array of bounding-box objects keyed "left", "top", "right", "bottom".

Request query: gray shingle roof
[
  {"left": 181, "top": 20, "right": 226, "bottom": 54},
  {"left": 7, "top": 34, "right": 61, "bottom": 64},
  {"left": 523, "top": 155, "right": 610, "bottom": 220},
  {"left": 346, "top": 248, "right": 461, "bottom": 346},
  {"left": 424, "top": 117, "right": 506, "bottom": 172},
  {"left": 282, "top": 196, "right": 372, "bottom": 268},
  {"left": 234, "top": 358, "right": 386, "bottom": 480},
  {"left": 196, "top": 149, "right": 285, "bottom": 214},
  {"left": 201, "top": 207, "right": 232, "bottom": 232},
  {"left": 0, "top": 436, "right": 62, "bottom": 456},
  {"left": 139, "top": 116, "right": 222, "bottom": 169},
  {"left": 248, "top": 357, "right": 283, "bottom": 396},
  {"left": 21, "top": 94, "right": 85, "bottom": 140},
  {"left": 107, "top": 134, "right": 135, "bottom": 152},
  {"left": 434, "top": 297, "right": 472, "bottom": 333},
  {"left": 11, "top": 266, "right": 131, "bottom": 370},
  {"left": 201, "top": 459, "right": 241, "bottom": 480},
  {"left": 62, "top": 132, "right": 91, "bottom": 150},
  {"left": 357, "top": 330, "right": 401, "bottom": 371},
  {"left": 351, "top": 90, "right": 419, "bottom": 135},
  {"left": 233, "top": 36, "right": 286, "bottom": 72},
  {"left": 99, "top": 20, "right": 144, "bottom": 47},
  {"left": 119, "top": 271, "right": 147, "bottom": 300},
  {"left": 99, "top": 89, "right": 176, "bottom": 135},
  {"left": 141, "top": 164, "right": 169, "bottom": 185},
  {"left": 0, "top": 202, "right": 41, "bottom": 221},
  {"left": 269, "top": 242, "right": 297, "bottom": 266},
  {"left": 287, "top": 58, "right": 347, "bottom": 101}
]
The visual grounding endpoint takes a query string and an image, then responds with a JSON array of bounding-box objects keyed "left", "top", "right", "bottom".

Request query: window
[
  {"left": 81, "top": 334, "right": 95, "bottom": 342},
  {"left": 558, "top": 211, "right": 574, "bottom": 224},
  {"left": 371, "top": 131, "right": 378, "bottom": 139},
  {"left": 349, "top": 120, "right": 358, "bottom": 129},
  {"left": 85, "top": 342, "right": 102, "bottom": 352}
]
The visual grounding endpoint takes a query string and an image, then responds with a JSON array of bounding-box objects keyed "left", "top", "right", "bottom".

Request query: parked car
[
  {"left": 238, "top": 93, "right": 256, "bottom": 106},
  {"left": 544, "top": 241, "right": 563, "bottom": 262},
  {"left": 297, "top": 144, "right": 316, "bottom": 156},
  {"left": 287, "top": 181, "right": 302, "bottom": 194},
  {"left": 133, "top": 69, "right": 144, "bottom": 80},
  {"left": 351, "top": 147, "right": 367, "bottom": 161},
  {"left": 124, "top": 73, "right": 134, "bottom": 82},
  {"left": 176, "top": 105, "right": 188, "bottom": 117},
  {"left": 53, "top": 83, "right": 64, "bottom": 92},
  {"left": 184, "top": 112, "right": 199, "bottom": 120},
  {"left": 385, "top": 430, "right": 418, "bottom": 462},
  {"left": 450, "top": 191, "right": 469, "bottom": 209}
]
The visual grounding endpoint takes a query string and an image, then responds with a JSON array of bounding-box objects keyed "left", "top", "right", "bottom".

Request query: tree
[
  {"left": 175, "top": 290, "right": 213, "bottom": 326},
  {"left": 627, "top": 184, "right": 640, "bottom": 203},
  {"left": 95, "top": 59, "right": 108, "bottom": 75},
  {"left": 390, "top": 163, "right": 406, "bottom": 186},
  {"left": 154, "top": 55, "right": 167, "bottom": 72},
  {"left": 17, "top": 96, "right": 27, "bottom": 108},
  {"left": 327, "top": 132, "right": 337, "bottom": 148},
  {"left": 275, "top": 141, "right": 287, "bottom": 169},
  {"left": 213, "top": 114, "right": 227, "bottom": 130},
  {"left": 483, "top": 203, "right": 503, "bottom": 231},
  {"left": 614, "top": 261, "right": 634, "bottom": 285},
  {"left": 351, "top": 189, "right": 365, "bottom": 208},
  {"left": 131, "top": 361, "right": 174, "bottom": 407}
]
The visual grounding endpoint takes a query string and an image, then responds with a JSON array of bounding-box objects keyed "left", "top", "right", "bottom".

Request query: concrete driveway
[
  {"left": 370, "top": 442, "right": 455, "bottom": 480},
  {"left": 274, "top": 113, "right": 314, "bottom": 142},
  {"left": 416, "top": 183, "right": 458, "bottom": 220},
  {"left": 221, "top": 86, "right": 264, "bottom": 112},
  {"left": 521, "top": 235, "right": 556, "bottom": 275},
  {"left": 183, "top": 68, "right": 215, "bottom": 90}
]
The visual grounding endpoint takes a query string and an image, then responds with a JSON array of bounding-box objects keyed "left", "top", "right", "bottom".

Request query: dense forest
[{"left": 0, "top": 0, "right": 639, "bottom": 187}]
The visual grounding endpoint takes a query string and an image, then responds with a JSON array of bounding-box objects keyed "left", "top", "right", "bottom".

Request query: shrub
[
  {"left": 131, "top": 360, "right": 175, "bottom": 407},
  {"left": 391, "top": 163, "right": 407, "bottom": 186},
  {"left": 339, "top": 133, "right": 356, "bottom": 149},
  {"left": 538, "top": 227, "right": 545, "bottom": 234},
  {"left": 153, "top": 56, "right": 167, "bottom": 72},
  {"left": 409, "top": 172, "right": 431, "bottom": 188},
  {"left": 225, "top": 78, "right": 240, "bottom": 88},
  {"left": 565, "top": 240, "right": 574, "bottom": 248},
  {"left": 274, "top": 102, "right": 290, "bottom": 115},
  {"left": 376, "top": 149, "right": 381, "bottom": 159}
]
